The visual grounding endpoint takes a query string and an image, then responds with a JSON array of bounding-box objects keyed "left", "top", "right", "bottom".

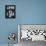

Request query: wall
[
  {"left": 0, "top": 0, "right": 46, "bottom": 44},
  {"left": 17, "top": 0, "right": 46, "bottom": 24},
  {"left": 0, "top": 0, "right": 18, "bottom": 44}
]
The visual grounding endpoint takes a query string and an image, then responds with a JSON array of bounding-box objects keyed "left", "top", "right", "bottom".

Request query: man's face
[{"left": 8, "top": 10, "right": 14, "bottom": 17}]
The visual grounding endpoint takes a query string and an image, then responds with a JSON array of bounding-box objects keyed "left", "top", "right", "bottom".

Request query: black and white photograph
[{"left": 5, "top": 5, "right": 16, "bottom": 19}]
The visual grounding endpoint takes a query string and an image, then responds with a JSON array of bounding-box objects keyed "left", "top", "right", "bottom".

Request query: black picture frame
[{"left": 5, "top": 5, "right": 16, "bottom": 19}]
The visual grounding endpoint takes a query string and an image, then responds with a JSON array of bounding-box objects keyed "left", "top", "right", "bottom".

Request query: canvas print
[{"left": 5, "top": 5, "right": 16, "bottom": 18}]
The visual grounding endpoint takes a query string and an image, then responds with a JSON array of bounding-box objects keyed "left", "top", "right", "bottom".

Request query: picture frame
[{"left": 5, "top": 5, "right": 16, "bottom": 19}]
